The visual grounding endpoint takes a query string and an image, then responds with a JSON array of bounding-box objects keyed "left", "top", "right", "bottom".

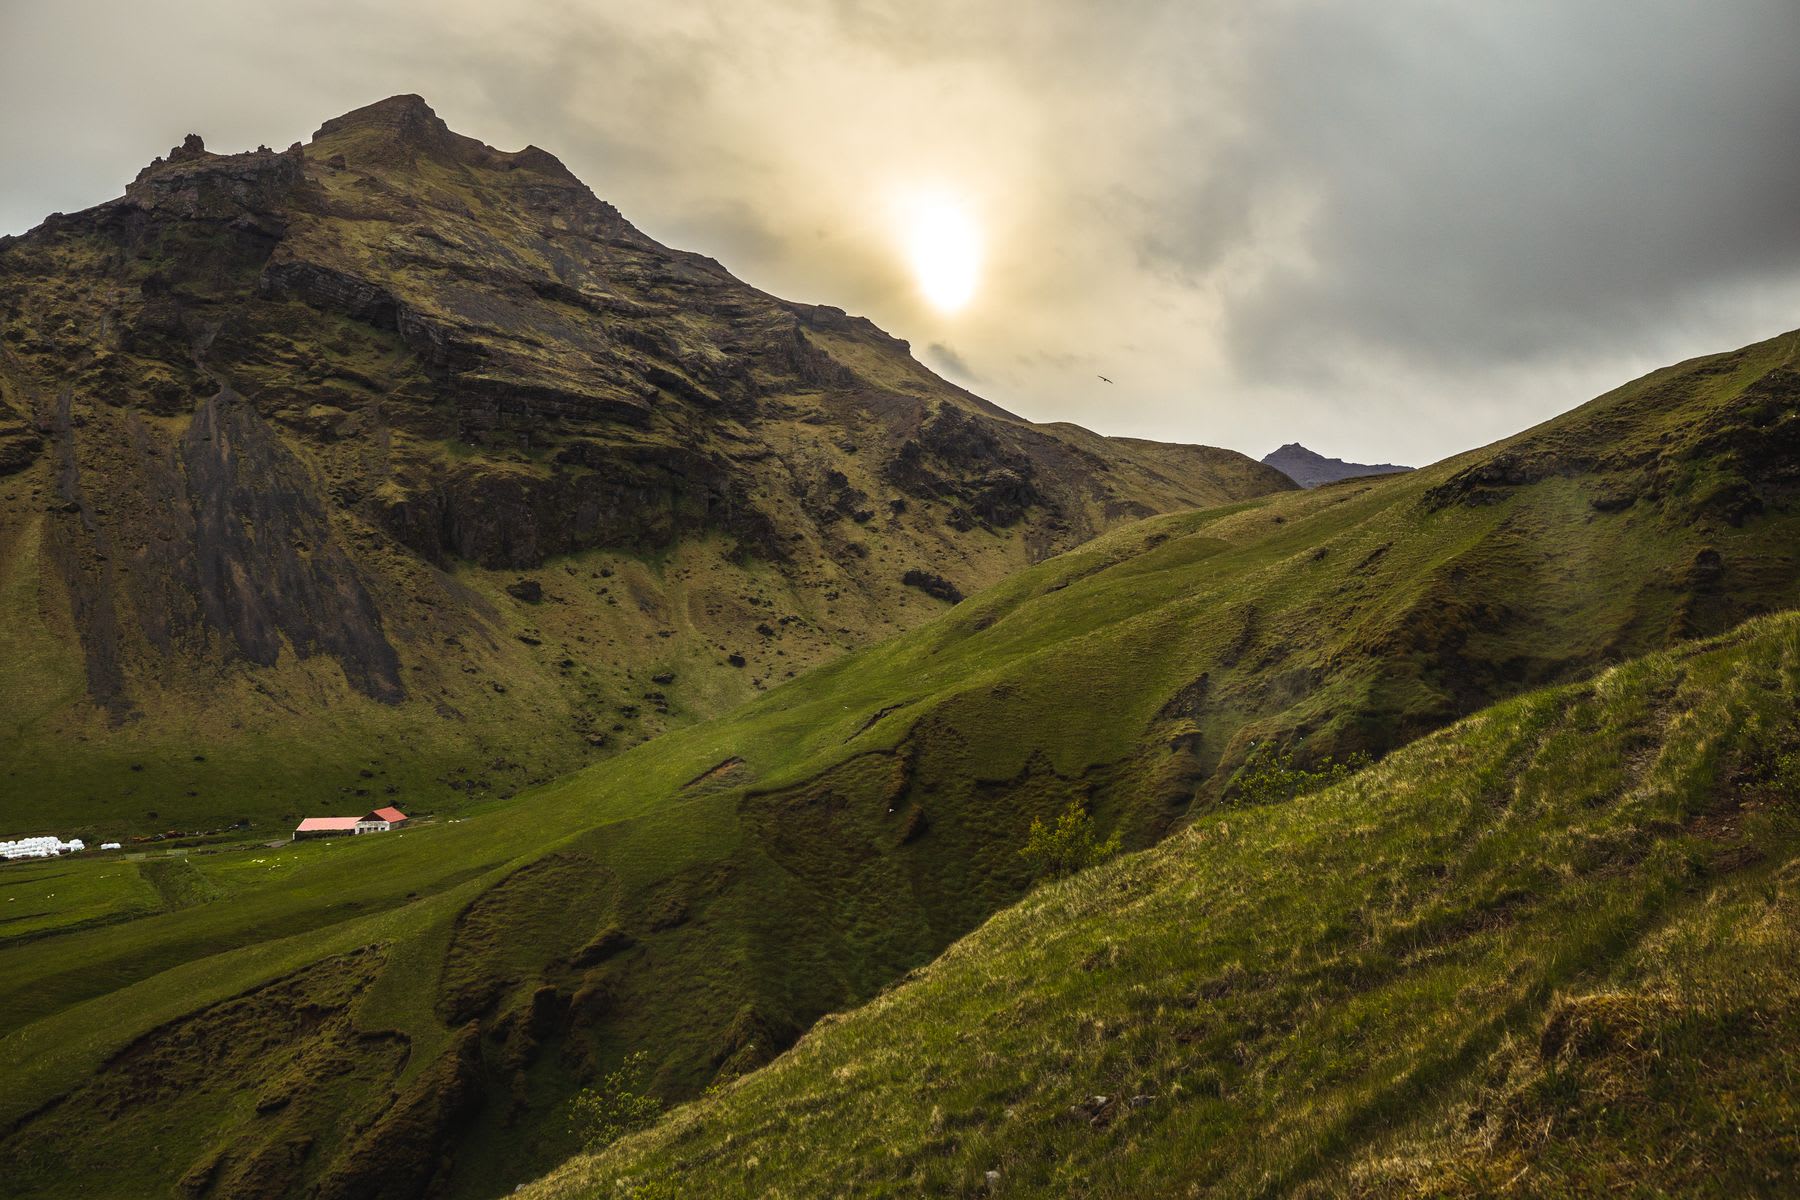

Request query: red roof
[
  {"left": 296, "top": 816, "right": 360, "bottom": 832},
  {"left": 365, "top": 807, "right": 407, "bottom": 823}
]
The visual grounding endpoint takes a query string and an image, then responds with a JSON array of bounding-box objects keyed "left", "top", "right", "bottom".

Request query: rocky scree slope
[
  {"left": 0, "top": 326, "right": 1795, "bottom": 1198},
  {"left": 0, "top": 95, "right": 1290, "bottom": 834}
]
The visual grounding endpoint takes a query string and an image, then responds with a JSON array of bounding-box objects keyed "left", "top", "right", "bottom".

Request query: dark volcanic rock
[
  {"left": 43, "top": 392, "right": 134, "bottom": 720},
  {"left": 1687, "top": 548, "right": 1726, "bottom": 590},
  {"left": 36, "top": 380, "right": 404, "bottom": 709},
  {"left": 181, "top": 391, "right": 404, "bottom": 701},
  {"left": 885, "top": 406, "right": 1047, "bottom": 528},
  {"left": 0, "top": 393, "right": 42, "bottom": 474},
  {"left": 901, "top": 569, "right": 965, "bottom": 604},
  {"left": 1422, "top": 451, "right": 1547, "bottom": 508},
  {"left": 124, "top": 137, "right": 306, "bottom": 227}
]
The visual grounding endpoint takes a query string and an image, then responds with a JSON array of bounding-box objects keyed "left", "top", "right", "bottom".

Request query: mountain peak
[
  {"left": 1261, "top": 442, "right": 1412, "bottom": 489},
  {"left": 307, "top": 94, "right": 585, "bottom": 187},
  {"left": 312, "top": 93, "right": 453, "bottom": 147}
]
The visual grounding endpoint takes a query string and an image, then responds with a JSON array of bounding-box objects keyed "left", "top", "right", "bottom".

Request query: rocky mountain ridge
[{"left": 0, "top": 95, "right": 1291, "bottom": 832}]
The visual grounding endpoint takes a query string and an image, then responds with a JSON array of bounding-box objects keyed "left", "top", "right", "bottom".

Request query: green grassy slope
[
  {"left": 530, "top": 610, "right": 1800, "bottom": 1199},
  {"left": 0, "top": 328, "right": 1796, "bottom": 1197}
]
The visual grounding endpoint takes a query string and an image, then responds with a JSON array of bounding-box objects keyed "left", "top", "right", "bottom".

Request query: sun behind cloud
[{"left": 900, "top": 190, "right": 982, "bottom": 312}]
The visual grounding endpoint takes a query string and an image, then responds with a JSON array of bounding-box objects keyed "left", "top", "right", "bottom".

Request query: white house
[
  {"left": 355, "top": 806, "right": 409, "bottom": 835},
  {"left": 295, "top": 807, "right": 410, "bottom": 841}
]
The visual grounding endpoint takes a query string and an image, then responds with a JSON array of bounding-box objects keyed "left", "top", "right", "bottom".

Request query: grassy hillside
[
  {"left": 532, "top": 609, "right": 1800, "bottom": 1199},
  {"left": 0, "top": 327, "right": 1796, "bottom": 1197},
  {"left": 0, "top": 95, "right": 1288, "bottom": 839}
]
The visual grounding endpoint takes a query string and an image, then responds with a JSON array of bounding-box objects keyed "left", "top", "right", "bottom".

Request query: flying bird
[{"left": 1097, "top": 374, "right": 1113, "bottom": 384}]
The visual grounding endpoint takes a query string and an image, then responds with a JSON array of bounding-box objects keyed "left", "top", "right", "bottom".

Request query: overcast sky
[{"left": 5, "top": 0, "right": 1799, "bottom": 466}]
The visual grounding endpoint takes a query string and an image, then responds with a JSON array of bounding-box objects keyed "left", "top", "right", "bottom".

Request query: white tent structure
[{"left": 0, "top": 836, "right": 87, "bottom": 860}]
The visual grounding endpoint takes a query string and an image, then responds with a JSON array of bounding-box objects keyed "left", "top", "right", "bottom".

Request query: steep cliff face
[{"left": 0, "top": 95, "right": 1291, "bottom": 833}]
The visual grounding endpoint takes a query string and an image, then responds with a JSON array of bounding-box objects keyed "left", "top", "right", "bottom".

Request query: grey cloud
[
  {"left": 1216, "top": 1, "right": 1800, "bottom": 378},
  {"left": 924, "top": 342, "right": 981, "bottom": 383}
]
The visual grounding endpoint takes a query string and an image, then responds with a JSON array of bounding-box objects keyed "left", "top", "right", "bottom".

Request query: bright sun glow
[{"left": 903, "top": 193, "right": 982, "bottom": 312}]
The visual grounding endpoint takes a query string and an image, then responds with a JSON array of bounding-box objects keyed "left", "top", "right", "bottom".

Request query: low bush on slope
[{"left": 531, "top": 611, "right": 1800, "bottom": 1199}]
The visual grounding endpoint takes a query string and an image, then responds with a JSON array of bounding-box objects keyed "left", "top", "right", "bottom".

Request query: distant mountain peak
[{"left": 1262, "top": 442, "right": 1412, "bottom": 489}]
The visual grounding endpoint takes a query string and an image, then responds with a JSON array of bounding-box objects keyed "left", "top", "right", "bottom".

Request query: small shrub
[
  {"left": 1019, "top": 800, "right": 1121, "bottom": 881},
  {"left": 1774, "top": 747, "right": 1800, "bottom": 797},
  {"left": 569, "top": 1051, "right": 662, "bottom": 1150},
  {"left": 1231, "top": 744, "right": 1371, "bottom": 806}
]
